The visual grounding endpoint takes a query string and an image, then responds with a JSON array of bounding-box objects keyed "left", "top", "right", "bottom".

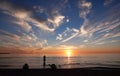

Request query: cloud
[
  {"left": 104, "top": 0, "right": 114, "bottom": 6},
  {"left": 83, "top": 40, "right": 88, "bottom": 43},
  {"left": 33, "top": 6, "right": 44, "bottom": 13},
  {"left": 56, "top": 27, "right": 79, "bottom": 42},
  {"left": 32, "top": 39, "right": 48, "bottom": 49},
  {"left": 42, "top": 40, "right": 48, "bottom": 46},
  {"left": 63, "top": 27, "right": 71, "bottom": 34},
  {"left": 66, "top": 16, "right": 70, "bottom": 23},
  {"left": 48, "top": 44, "right": 78, "bottom": 50},
  {"left": 77, "top": 3, "right": 120, "bottom": 46},
  {"left": 66, "top": 19, "right": 69, "bottom": 22},
  {"left": 80, "top": 25, "right": 87, "bottom": 35},
  {"left": 0, "top": 0, "right": 66, "bottom": 32},
  {"left": 88, "top": 20, "right": 120, "bottom": 45},
  {"left": 13, "top": 20, "right": 32, "bottom": 32},
  {"left": 78, "top": 0, "right": 92, "bottom": 37},
  {"left": 79, "top": 18, "right": 93, "bottom": 38},
  {"left": 61, "top": 32, "right": 78, "bottom": 42},
  {"left": 79, "top": 45, "right": 85, "bottom": 48},
  {"left": 56, "top": 27, "right": 70, "bottom": 40},
  {"left": 44, "top": 44, "right": 78, "bottom": 51},
  {"left": 0, "top": 29, "right": 49, "bottom": 51},
  {"left": 20, "top": 33, "right": 49, "bottom": 48},
  {"left": 98, "top": 19, "right": 120, "bottom": 33},
  {"left": 0, "top": 1, "right": 32, "bottom": 32},
  {"left": 0, "top": 30, "right": 20, "bottom": 41},
  {"left": 109, "top": 39, "right": 120, "bottom": 44},
  {"left": 0, "top": 30, "right": 23, "bottom": 49},
  {"left": 56, "top": 34, "right": 63, "bottom": 40},
  {"left": 48, "top": 15, "right": 65, "bottom": 28},
  {"left": 95, "top": 38, "right": 120, "bottom": 45},
  {"left": 102, "top": 29, "right": 120, "bottom": 39},
  {"left": 28, "top": 18, "right": 55, "bottom": 32},
  {"left": 72, "top": 28, "right": 79, "bottom": 33},
  {"left": 0, "top": 0, "right": 69, "bottom": 52},
  {"left": 78, "top": 0, "right": 92, "bottom": 18},
  {"left": 58, "top": 45, "right": 78, "bottom": 49},
  {"left": 20, "top": 33, "right": 37, "bottom": 42}
]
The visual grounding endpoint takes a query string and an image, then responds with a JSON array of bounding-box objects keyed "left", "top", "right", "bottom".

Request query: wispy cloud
[
  {"left": 45, "top": 44, "right": 78, "bottom": 50},
  {"left": 56, "top": 34, "right": 63, "bottom": 40},
  {"left": 47, "top": 14, "right": 65, "bottom": 29},
  {"left": 0, "top": 30, "right": 20, "bottom": 40},
  {"left": 78, "top": 0, "right": 92, "bottom": 18},
  {"left": 79, "top": 45, "right": 85, "bottom": 48},
  {"left": 56, "top": 0, "right": 92, "bottom": 43},
  {"left": 0, "top": 0, "right": 66, "bottom": 32},
  {"left": 78, "top": 0, "right": 92, "bottom": 37},
  {"left": 33, "top": 6, "right": 45, "bottom": 13},
  {"left": 0, "top": 0, "right": 120, "bottom": 52},
  {"left": 104, "top": 0, "right": 114, "bottom": 6},
  {"left": 57, "top": 0, "right": 120, "bottom": 46},
  {"left": 66, "top": 18, "right": 69, "bottom": 23},
  {"left": 57, "top": 44, "right": 78, "bottom": 49},
  {"left": 83, "top": 40, "right": 88, "bottom": 43},
  {"left": 0, "top": 29, "right": 48, "bottom": 50},
  {"left": 0, "top": 0, "right": 70, "bottom": 52},
  {"left": 62, "top": 32, "right": 78, "bottom": 42},
  {"left": 56, "top": 27, "right": 79, "bottom": 42},
  {"left": 80, "top": 25, "right": 88, "bottom": 36},
  {"left": 78, "top": 3, "right": 120, "bottom": 44},
  {"left": 13, "top": 20, "right": 32, "bottom": 32},
  {"left": 85, "top": 19, "right": 120, "bottom": 46},
  {"left": 0, "top": 1, "right": 33, "bottom": 32}
]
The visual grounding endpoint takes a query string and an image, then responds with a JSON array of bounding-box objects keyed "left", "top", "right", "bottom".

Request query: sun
[{"left": 66, "top": 50, "right": 72, "bottom": 57}]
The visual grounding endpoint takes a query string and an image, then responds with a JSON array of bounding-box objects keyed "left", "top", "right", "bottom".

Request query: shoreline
[{"left": 0, "top": 67, "right": 120, "bottom": 76}]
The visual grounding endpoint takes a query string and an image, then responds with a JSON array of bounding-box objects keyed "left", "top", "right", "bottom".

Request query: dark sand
[{"left": 0, "top": 67, "right": 120, "bottom": 76}]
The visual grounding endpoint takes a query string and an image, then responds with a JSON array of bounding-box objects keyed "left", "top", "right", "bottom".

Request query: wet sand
[{"left": 0, "top": 67, "right": 120, "bottom": 76}]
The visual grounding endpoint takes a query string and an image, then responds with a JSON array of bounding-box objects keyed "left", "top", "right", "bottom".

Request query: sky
[{"left": 0, "top": 0, "right": 120, "bottom": 55}]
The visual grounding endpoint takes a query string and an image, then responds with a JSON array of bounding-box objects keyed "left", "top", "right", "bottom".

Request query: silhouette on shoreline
[
  {"left": 43, "top": 55, "right": 46, "bottom": 68},
  {"left": 49, "top": 64, "right": 57, "bottom": 69},
  {"left": 22, "top": 63, "right": 29, "bottom": 70}
]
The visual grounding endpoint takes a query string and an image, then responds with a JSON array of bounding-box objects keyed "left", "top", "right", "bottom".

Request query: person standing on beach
[
  {"left": 43, "top": 55, "right": 46, "bottom": 68},
  {"left": 22, "top": 63, "right": 29, "bottom": 70}
]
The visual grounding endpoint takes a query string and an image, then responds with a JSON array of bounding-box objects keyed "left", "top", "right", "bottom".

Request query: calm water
[{"left": 0, "top": 54, "right": 120, "bottom": 69}]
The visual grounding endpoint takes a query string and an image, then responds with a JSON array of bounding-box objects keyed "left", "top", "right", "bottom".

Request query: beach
[{"left": 0, "top": 67, "right": 120, "bottom": 76}]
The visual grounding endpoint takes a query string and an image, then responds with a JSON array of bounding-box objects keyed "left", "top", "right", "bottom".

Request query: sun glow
[{"left": 66, "top": 50, "right": 72, "bottom": 57}]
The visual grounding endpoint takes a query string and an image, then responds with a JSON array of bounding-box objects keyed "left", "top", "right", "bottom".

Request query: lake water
[{"left": 0, "top": 54, "right": 120, "bottom": 69}]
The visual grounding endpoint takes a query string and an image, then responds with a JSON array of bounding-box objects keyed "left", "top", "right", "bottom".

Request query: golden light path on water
[{"left": 66, "top": 49, "right": 72, "bottom": 65}]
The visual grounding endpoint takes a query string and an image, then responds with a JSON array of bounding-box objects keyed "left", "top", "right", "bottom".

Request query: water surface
[{"left": 0, "top": 54, "right": 120, "bottom": 69}]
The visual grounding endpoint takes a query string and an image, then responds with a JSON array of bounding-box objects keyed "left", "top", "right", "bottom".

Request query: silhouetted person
[
  {"left": 43, "top": 55, "right": 46, "bottom": 68},
  {"left": 23, "top": 63, "right": 29, "bottom": 70},
  {"left": 49, "top": 64, "right": 57, "bottom": 69}
]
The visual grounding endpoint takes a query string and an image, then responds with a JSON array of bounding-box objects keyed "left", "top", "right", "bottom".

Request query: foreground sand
[{"left": 0, "top": 67, "right": 120, "bottom": 76}]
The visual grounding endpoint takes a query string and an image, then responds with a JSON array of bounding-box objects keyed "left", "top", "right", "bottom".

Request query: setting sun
[{"left": 66, "top": 50, "right": 72, "bottom": 57}]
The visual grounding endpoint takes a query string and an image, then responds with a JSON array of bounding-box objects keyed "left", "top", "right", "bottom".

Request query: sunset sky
[{"left": 0, "top": 0, "right": 120, "bottom": 56}]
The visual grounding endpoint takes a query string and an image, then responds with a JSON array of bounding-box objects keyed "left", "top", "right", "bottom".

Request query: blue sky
[{"left": 0, "top": 0, "right": 120, "bottom": 54}]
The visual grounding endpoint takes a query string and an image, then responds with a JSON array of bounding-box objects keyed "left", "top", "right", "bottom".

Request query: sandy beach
[{"left": 0, "top": 67, "right": 120, "bottom": 76}]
